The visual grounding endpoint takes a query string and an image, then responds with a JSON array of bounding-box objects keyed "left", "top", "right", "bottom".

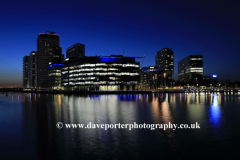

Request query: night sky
[{"left": 0, "top": 0, "right": 240, "bottom": 86}]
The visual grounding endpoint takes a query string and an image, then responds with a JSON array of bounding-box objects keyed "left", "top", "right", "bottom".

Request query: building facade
[
  {"left": 140, "top": 66, "right": 161, "bottom": 89},
  {"left": 204, "top": 75, "right": 218, "bottom": 87},
  {"left": 23, "top": 56, "right": 29, "bottom": 87},
  {"left": 28, "top": 51, "right": 37, "bottom": 88},
  {"left": 48, "top": 64, "right": 64, "bottom": 89},
  {"left": 61, "top": 55, "right": 141, "bottom": 91},
  {"left": 66, "top": 43, "right": 85, "bottom": 58},
  {"left": 155, "top": 48, "right": 174, "bottom": 86},
  {"left": 178, "top": 55, "right": 203, "bottom": 85},
  {"left": 36, "top": 32, "right": 64, "bottom": 87}
]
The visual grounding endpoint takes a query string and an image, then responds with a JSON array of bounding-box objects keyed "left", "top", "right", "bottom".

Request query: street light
[
  {"left": 153, "top": 75, "right": 154, "bottom": 90},
  {"left": 155, "top": 73, "right": 158, "bottom": 90},
  {"left": 164, "top": 73, "right": 166, "bottom": 89}
]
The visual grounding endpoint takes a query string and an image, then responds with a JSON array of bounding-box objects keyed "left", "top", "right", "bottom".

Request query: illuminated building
[
  {"left": 61, "top": 55, "right": 141, "bottom": 91},
  {"left": 36, "top": 32, "right": 64, "bottom": 88},
  {"left": 204, "top": 75, "right": 218, "bottom": 87},
  {"left": 155, "top": 48, "right": 174, "bottom": 86},
  {"left": 28, "top": 51, "right": 37, "bottom": 88},
  {"left": 66, "top": 43, "right": 85, "bottom": 58},
  {"left": 178, "top": 55, "right": 203, "bottom": 84},
  {"left": 140, "top": 66, "right": 161, "bottom": 89},
  {"left": 48, "top": 64, "right": 64, "bottom": 89},
  {"left": 23, "top": 56, "right": 29, "bottom": 87}
]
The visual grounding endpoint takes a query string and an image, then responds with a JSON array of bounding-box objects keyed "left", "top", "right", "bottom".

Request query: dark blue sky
[{"left": 1, "top": 0, "right": 240, "bottom": 85}]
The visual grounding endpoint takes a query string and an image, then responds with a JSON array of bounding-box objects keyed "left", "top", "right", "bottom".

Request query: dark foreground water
[{"left": 0, "top": 92, "right": 240, "bottom": 159}]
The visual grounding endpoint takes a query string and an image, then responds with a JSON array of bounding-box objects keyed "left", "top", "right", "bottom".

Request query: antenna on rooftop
[{"left": 46, "top": 30, "right": 56, "bottom": 34}]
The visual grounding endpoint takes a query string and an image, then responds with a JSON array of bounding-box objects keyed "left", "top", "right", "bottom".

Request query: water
[{"left": 0, "top": 92, "right": 240, "bottom": 159}]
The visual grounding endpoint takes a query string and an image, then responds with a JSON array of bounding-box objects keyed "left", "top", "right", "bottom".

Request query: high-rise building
[
  {"left": 155, "top": 48, "right": 174, "bottom": 87},
  {"left": 140, "top": 66, "right": 161, "bottom": 89},
  {"left": 66, "top": 43, "right": 85, "bottom": 58},
  {"left": 23, "top": 56, "right": 29, "bottom": 87},
  {"left": 178, "top": 55, "right": 203, "bottom": 84},
  {"left": 28, "top": 51, "right": 37, "bottom": 88},
  {"left": 36, "top": 32, "right": 64, "bottom": 87}
]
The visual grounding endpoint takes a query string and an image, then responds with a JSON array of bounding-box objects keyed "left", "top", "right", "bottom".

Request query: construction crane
[{"left": 140, "top": 55, "right": 146, "bottom": 68}]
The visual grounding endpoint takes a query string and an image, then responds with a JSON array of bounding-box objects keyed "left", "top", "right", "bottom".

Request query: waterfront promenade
[{"left": 1, "top": 87, "right": 240, "bottom": 95}]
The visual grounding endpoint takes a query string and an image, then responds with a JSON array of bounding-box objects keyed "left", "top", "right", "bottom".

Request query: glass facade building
[
  {"left": 61, "top": 55, "right": 141, "bottom": 91},
  {"left": 48, "top": 64, "right": 64, "bottom": 89},
  {"left": 178, "top": 55, "right": 203, "bottom": 84}
]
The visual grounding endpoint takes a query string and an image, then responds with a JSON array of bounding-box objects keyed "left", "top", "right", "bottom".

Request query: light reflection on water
[
  {"left": 0, "top": 92, "right": 240, "bottom": 159},
  {"left": 209, "top": 93, "right": 221, "bottom": 128}
]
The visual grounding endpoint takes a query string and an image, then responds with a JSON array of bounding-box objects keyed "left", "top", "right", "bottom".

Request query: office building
[
  {"left": 140, "top": 66, "right": 161, "bottom": 89},
  {"left": 155, "top": 48, "right": 174, "bottom": 87},
  {"left": 23, "top": 56, "right": 29, "bottom": 87},
  {"left": 66, "top": 43, "right": 85, "bottom": 58},
  {"left": 36, "top": 32, "right": 64, "bottom": 87},
  {"left": 204, "top": 75, "right": 218, "bottom": 87},
  {"left": 61, "top": 55, "right": 141, "bottom": 91},
  {"left": 48, "top": 64, "right": 64, "bottom": 89},
  {"left": 178, "top": 55, "right": 203, "bottom": 84}
]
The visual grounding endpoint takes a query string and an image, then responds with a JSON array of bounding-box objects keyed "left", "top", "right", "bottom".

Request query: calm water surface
[{"left": 0, "top": 92, "right": 240, "bottom": 159}]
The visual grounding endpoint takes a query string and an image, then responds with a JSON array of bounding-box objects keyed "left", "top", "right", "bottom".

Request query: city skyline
[{"left": 1, "top": 0, "right": 240, "bottom": 87}]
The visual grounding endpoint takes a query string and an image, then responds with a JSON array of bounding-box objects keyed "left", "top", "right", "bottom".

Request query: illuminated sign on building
[{"left": 212, "top": 75, "right": 217, "bottom": 78}]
